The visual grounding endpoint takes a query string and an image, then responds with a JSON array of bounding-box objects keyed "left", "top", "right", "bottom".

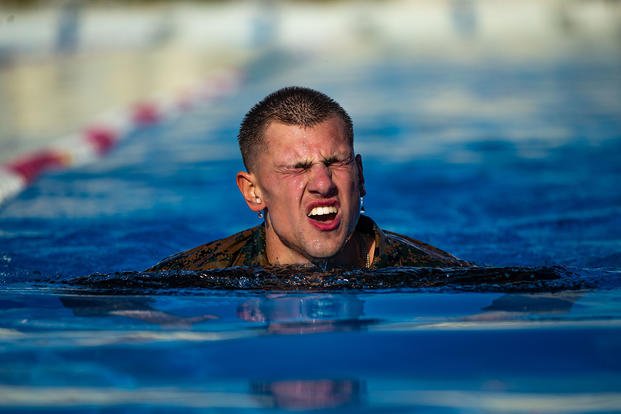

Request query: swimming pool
[{"left": 1, "top": 49, "right": 621, "bottom": 412}]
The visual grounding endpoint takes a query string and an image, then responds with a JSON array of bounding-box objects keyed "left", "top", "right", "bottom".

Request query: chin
[
  {"left": 300, "top": 226, "right": 353, "bottom": 261},
  {"left": 306, "top": 242, "right": 345, "bottom": 261}
]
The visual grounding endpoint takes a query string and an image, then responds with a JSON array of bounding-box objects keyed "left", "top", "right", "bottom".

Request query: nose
[{"left": 307, "top": 164, "right": 336, "bottom": 196}]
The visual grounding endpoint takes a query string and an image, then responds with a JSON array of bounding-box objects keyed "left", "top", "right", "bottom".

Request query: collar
[{"left": 354, "top": 215, "right": 386, "bottom": 267}]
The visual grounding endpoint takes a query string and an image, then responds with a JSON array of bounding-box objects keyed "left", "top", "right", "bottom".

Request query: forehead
[{"left": 261, "top": 116, "right": 351, "bottom": 158}]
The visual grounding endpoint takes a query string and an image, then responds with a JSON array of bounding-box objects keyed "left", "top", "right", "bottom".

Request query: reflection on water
[
  {"left": 58, "top": 291, "right": 370, "bottom": 334},
  {"left": 60, "top": 295, "right": 218, "bottom": 328},
  {"left": 482, "top": 292, "right": 579, "bottom": 313},
  {"left": 237, "top": 294, "right": 370, "bottom": 335},
  {"left": 0, "top": 288, "right": 618, "bottom": 412},
  {"left": 0, "top": 384, "right": 619, "bottom": 412},
  {"left": 56, "top": 289, "right": 583, "bottom": 333},
  {"left": 251, "top": 379, "right": 363, "bottom": 410}
]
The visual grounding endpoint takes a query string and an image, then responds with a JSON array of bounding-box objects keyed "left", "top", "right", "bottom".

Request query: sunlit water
[{"left": 1, "top": 49, "right": 621, "bottom": 412}]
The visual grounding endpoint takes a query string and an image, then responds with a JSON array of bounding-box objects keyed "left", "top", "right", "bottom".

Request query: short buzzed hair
[{"left": 238, "top": 86, "right": 354, "bottom": 171}]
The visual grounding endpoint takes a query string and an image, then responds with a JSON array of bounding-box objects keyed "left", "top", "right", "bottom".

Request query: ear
[
  {"left": 236, "top": 171, "right": 266, "bottom": 213},
  {"left": 355, "top": 154, "right": 366, "bottom": 197}
]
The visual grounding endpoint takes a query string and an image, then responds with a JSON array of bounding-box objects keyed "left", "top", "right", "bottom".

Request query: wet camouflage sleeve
[
  {"left": 146, "top": 225, "right": 268, "bottom": 271},
  {"left": 356, "top": 215, "right": 470, "bottom": 268},
  {"left": 373, "top": 230, "right": 470, "bottom": 268}
]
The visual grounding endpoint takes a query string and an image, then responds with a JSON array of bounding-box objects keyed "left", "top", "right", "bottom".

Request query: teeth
[{"left": 308, "top": 206, "right": 338, "bottom": 217}]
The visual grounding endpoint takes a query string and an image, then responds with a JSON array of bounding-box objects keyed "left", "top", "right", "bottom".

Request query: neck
[
  {"left": 324, "top": 232, "right": 374, "bottom": 269},
  {"left": 265, "top": 223, "right": 374, "bottom": 269}
]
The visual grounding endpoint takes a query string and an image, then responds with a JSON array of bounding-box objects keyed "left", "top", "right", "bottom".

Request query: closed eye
[
  {"left": 324, "top": 154, "right": 354, "bottom": 167},
  {"left": 293, "top": 161, "right": 314, "bottom": 170},
  {"left": 276, "top": 160, "right": 313, "bottom": 174},
  {"left": 279, "top": 155, "right": 354, "bottom": 174}
]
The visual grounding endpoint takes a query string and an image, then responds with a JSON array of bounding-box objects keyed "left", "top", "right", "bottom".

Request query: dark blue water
[{"left": 1, "top": 51, "right": 621, "bottom": 412}]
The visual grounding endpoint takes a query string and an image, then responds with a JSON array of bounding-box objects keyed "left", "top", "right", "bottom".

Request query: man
[{"left": 149, "top": 86, "right": 467, "bottom": 271}]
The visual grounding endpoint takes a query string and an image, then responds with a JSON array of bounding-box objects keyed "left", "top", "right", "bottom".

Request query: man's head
[
  {"left": 238, "top": 86, "right": 354, "bottom": 172},
  {"left": 236, "top": 87, "right": 365, "bottom": 266}
]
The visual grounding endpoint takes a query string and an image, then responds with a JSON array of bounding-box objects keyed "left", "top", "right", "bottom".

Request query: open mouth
[{"left": 307, "top": 206, "right": 338, "bottom": 222}]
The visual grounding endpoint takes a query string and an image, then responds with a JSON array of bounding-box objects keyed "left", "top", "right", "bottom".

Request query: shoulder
[
  {"left": 146, "top": 225, "right": 267, "bottom": 271},
  {"left": 380, "top": 230, "right": 469, "bottom": 267},
  {"left": 359, "top": 216, "right": 469, "bottom": 268}
]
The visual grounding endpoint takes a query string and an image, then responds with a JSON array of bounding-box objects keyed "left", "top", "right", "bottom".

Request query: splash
[{"left": 58, "top": 265, "right": 591, "bottom": 293}]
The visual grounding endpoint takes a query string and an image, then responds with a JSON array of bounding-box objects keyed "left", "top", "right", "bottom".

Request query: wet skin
[{"left": 237, "top": 116, "right": 366, "bottom": 266}]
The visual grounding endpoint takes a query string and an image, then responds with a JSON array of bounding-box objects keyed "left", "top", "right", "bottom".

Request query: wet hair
[{"left": 238, "top": 86, "right": 354, "bottom": 171}]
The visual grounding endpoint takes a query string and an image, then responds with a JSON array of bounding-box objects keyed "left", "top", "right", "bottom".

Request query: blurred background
[
  {"left": 1, "top": 6, "right": 621, "bottom": 411},
  {"left": 1, "top": 0, "right": 620, "bottom": 164}
]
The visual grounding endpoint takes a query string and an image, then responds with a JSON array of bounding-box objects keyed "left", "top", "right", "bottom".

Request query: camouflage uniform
[{"left": 148, "top": 215, "right": 468, "bottom": 271}]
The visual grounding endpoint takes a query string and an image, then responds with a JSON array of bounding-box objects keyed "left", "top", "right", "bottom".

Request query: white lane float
[{"left": 0, "top": 68, "right": 244, "bottom": 207}]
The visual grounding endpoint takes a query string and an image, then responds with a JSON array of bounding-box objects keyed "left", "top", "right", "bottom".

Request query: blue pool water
[{"left": 1, "top": 50, "right": 621, "bottom": 412}]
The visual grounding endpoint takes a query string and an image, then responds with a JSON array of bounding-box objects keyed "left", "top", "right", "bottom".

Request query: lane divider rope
[{"left": 0, "top": 68, "right": 243, "bottom": 206}]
